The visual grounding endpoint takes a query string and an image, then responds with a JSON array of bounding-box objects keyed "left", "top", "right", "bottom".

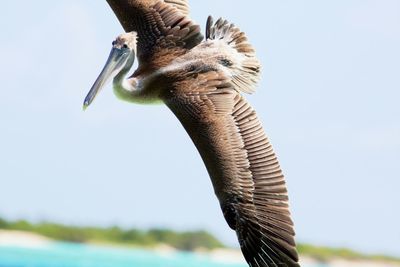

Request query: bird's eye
[
  {"left": 112, "top": 41, "right": 116, "bottom": 46},
  {"left": 123, "top": 44, "right": 129, "bottom": 49}
]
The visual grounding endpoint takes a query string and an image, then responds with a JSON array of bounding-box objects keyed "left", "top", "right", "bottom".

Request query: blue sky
[{"left": 1, "top": 0, "right": 399, "bottom": 257}]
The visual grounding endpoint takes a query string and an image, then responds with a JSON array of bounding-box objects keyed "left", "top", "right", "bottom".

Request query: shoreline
[
  {"left": 0, "top": 230, "right": 52, "bottom": 248},
  {"left": 201, "top": 248, "right": 400, "bottom": 267},
  {"left": 0, "top": 230, "right": 399, "bottom": 267}
]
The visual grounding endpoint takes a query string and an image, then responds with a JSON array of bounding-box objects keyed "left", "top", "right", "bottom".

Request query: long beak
[{"left": 83, "top": 48, "right": 129, "bottom": 110}]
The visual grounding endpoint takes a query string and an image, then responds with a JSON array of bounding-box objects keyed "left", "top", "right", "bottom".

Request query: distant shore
[
  {"left": 0, "top": 230, "right": 51, "bottom": 248},
  {"left": 203, "top": 248, "right": 400, "bottom": 267},
  {"left": 0, "top": 230, "right": 399, "bottom": 267}
]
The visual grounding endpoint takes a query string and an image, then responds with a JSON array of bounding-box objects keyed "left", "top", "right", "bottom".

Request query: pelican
[{"left": 84, "top": 1, "right": 299, "bottom": 266}]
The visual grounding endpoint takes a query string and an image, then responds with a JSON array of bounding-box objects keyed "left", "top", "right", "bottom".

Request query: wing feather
[
  {"left": 106, "top": 0, "right": 202, "bottom": 68},
  {"left": 163, "top": 71, "right": 299, "bottom": 266},
  {"left": 163, "top": 0, "right": 190, "bottom": 16}
]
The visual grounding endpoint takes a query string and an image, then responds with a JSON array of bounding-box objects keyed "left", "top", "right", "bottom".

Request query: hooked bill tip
[{"left": 83, "top": 100, "right": 90, "bottom": 111}]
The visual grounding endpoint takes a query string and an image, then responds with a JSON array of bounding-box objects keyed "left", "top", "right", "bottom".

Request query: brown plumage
[
  {"left": 164, "top": 0, "right": 190, "bottom": 16},
  {"left": 106, "top": 0, "right": 203, "bottom": 71},
  {"left": 86, "top": 1, "right": 300, "bottom": 266}
]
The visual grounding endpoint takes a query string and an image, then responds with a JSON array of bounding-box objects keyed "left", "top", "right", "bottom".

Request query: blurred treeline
[
  {"left": 297, "top": 244, "right": 400, "bottom": 263},
  {"left": 0, "top": 217, "right": 223, "bottom": 251},
  {"left": 1, "top": 217, "right": 399, "bottom": 264}
]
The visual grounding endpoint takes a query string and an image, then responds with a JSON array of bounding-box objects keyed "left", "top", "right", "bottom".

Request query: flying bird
[{"left": 84, "top": 0, "right": 299, "bottom": 266}]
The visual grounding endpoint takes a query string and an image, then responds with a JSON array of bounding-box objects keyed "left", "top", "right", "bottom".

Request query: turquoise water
[{"left": 0, "top": 243, "right": 327, "bottom": 267}]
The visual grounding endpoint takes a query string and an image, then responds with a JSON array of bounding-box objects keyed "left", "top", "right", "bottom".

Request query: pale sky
[{"left": 1, "top": 0, "right": 399, "bottom": 257}]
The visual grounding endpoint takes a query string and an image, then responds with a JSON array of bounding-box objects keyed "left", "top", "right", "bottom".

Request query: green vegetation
[
  {"left": 297, "top": 243, "right": 400, "bottom": 264},
  {"left": 0, "top": 217, "right": 223, "bottom": 251},
  {"left": 1, "top": 216, "right": 399, "bottom": 264}
]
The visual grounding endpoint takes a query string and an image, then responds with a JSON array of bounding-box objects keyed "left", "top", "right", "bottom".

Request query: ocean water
[{"left": 0, "top": 243, "right": 327, "bottom": 267}]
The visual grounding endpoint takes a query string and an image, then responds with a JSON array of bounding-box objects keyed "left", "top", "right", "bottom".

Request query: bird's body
[{"left": 84, "top": 1, "right": 300, "bottom": 266}]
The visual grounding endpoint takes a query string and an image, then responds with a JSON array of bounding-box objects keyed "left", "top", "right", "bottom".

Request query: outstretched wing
[
  {"left": 106, "top": 0, "right": 202, "bottom": 68},
  {"left": 162, "top": 70, "right": 300, "bottom": 267}
]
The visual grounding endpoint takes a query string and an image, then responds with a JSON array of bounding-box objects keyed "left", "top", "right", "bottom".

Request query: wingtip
[{"left": 206, "top": 15, "right": 214, "bottom": 40}]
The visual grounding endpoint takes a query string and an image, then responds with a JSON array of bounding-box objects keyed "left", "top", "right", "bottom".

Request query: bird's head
[
  {"left": 83, "top": 32, "right": 137, "bottom": 109},
  {"left": 112, "top": 32, "right": 137, "bottom": 53}
]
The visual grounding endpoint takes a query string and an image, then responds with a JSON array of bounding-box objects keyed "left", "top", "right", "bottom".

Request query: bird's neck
[
  {"left": 113, "top": 72, "right": 143, "bottom": 104},
  {"left": 111, "top": 53, "right": 145, "bottom": 103},
  {"left": 112, "top": 63, "right": 161, "bottom": 104}
]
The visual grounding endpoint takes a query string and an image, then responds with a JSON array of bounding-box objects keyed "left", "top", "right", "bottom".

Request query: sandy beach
[
  {"left": 0, "top": 230, "right": 52, "bottom": 248},
  {"left": 203, "top": 247, "right": 400, "bottom": 267},
  {"left": 326, "top": 259, "right": 400, "bottom": 267}
]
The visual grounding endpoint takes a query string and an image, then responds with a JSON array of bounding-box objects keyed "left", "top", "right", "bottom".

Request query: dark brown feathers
[
  {"left": 104, "top": 3, "right": 299, "bottom": 265},
  {"left": 163, "top": 70, "right": 299, "bottom": 267},
  {"left": 164, "top": 0, "right": 190, "bottom": 16},
  {"left": 106, "top": 0, "right": 203, "bottom": 69}
]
